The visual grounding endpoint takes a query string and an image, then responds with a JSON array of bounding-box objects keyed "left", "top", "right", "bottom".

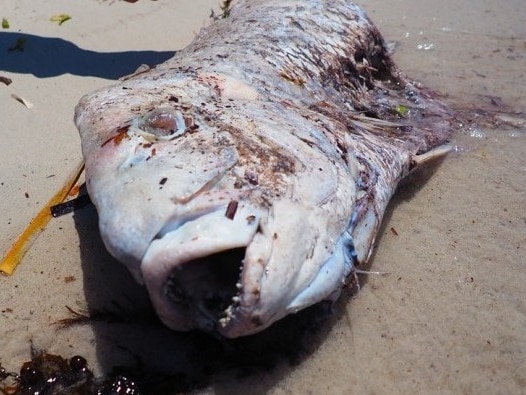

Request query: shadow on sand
[
  {"left": 67, "top": 153, "right": 449, "bottom": 393},
  {"left": 71, "top": 201, "right": 345, "bottom": 394},
  {"left": 0, "top": 32, "right": 174, "bottom": 79}
]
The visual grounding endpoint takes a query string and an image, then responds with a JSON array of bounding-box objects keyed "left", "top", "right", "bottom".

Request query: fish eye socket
[{"left": 137, "top": 108, "right": 187, "bottom": 140}]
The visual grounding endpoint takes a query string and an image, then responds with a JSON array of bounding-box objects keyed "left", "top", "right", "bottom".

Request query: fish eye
[{"left": 136, "top": 108, "right": 187, "bottom": 141}]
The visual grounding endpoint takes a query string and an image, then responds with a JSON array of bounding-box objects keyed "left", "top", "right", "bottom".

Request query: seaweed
[
  {"left": 210, "top": 0, "right": 233, "bottom": 20},
  {"left": 0, "top": 346, "right": 143, "bottom": 395}
]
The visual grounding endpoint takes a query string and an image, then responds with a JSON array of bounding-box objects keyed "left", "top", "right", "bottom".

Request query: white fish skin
[{"left": 75, "top": 0, "right": 455, "bottom": 338}]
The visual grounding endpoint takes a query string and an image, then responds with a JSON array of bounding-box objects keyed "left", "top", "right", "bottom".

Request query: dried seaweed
[
  {"left": 0, "top": 76, "right": 12, "bottom": 86},
  {"left": 49, "top": 14, "right": 72, "bottom": 26},
  {"left": 210, "top": 0, "right": 233, "bottom": 20}
]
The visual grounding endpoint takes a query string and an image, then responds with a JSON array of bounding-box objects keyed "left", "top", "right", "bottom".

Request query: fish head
[{"left": 76, "top": 76, "right": 356, "bottom": 338}]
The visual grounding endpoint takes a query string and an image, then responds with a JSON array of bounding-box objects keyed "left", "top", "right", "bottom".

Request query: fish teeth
[{"left": 219, "top": 305, "right": 235, "bottom": 327}]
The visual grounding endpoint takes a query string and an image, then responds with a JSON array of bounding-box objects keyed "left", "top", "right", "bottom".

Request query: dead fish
[{"left": 75, "top": 0, "right": 455, "bottom": 338}]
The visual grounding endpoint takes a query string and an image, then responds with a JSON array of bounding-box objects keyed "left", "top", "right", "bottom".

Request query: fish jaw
[
  {"left": 139, "top": 197, "right": 357, "bottom": 338},
  {"left": 218, "top": 200, "right": 356, "bottom": 338},
  {"left": 141, "top": 202, "right": 263, "bottom": 333}
]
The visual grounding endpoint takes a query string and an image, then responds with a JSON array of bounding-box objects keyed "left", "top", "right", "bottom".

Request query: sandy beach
[{"left": 1, "top": 0, "right": 525, "bottom": 393}]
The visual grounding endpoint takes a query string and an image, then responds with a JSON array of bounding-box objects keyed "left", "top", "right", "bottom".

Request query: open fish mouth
[
  {"left": 164, "top": 248, "right": 245, "bottom": 329},
  {"left": 141, "top": 203, "right": 262, "bottom": 335}
]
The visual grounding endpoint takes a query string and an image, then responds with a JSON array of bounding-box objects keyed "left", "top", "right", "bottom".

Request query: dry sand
[{"left": 1, "top": 0, "right": 525, "bottom": 393}]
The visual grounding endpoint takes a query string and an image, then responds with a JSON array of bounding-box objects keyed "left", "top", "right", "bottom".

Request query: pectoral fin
[{"left": 413, "top": 144, "right": 453, "bottom": 167}]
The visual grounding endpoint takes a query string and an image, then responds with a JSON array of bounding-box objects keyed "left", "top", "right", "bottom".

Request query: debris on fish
[{"left": 75, "top": 0, "right": 456, "bottom": 338}]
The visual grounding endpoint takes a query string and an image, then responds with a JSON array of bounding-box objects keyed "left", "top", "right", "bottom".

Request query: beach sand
[{"left": 1, "top": 0, "right": 525, "bottom": 393}]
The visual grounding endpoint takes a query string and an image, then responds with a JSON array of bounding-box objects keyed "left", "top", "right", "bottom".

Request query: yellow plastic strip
[{"left": 0, "top": 160, "right": 85, "bottom": 276}]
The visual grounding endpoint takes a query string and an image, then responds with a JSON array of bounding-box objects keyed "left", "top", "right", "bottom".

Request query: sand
[{"left": 1, "top": 0, "right": 525, "bottom": 393}]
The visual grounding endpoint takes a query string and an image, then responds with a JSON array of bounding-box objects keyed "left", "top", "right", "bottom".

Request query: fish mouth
[
  {"left": 163, "top": 247, "right": 245, "bottom": 331},
  {"left": 140, "top": 203, "right": 261, "bottom": 336}
]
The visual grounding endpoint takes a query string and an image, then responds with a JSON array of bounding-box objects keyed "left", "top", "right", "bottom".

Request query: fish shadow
[
  {"left": 0, "top": 32, "right": 174, "bottom": 79},
  {"left": 72, "top": 202, "right": 345, "bottom": 394},
  {"left": 358, "top": 155, "right": 450, "bottom": 288}
]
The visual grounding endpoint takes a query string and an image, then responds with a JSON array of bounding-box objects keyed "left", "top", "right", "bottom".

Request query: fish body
[{"left": 75, "top": 0, "right": 454, "bottom": 338}]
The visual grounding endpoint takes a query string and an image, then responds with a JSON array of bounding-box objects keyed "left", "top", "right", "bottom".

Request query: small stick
[
  {"left": 355, "top": 269, "right": 390, "bottom": 276},
  {"left": 0, "top": 160, "right": 85, "bottom": 275},
  {"left": 225, "top": 200, "right": 238, "bottom": 220}
]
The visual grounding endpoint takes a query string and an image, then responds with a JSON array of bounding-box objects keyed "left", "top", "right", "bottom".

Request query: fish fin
[{"left": 413, "top": 144, "right": 452, "bottom": 167}]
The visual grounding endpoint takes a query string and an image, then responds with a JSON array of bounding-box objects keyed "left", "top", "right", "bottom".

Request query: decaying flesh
[{"left": 75, "top": 0, "right": 455, "bottom": 338}]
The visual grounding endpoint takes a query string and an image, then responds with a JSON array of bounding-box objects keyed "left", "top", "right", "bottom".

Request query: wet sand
[{"left": 1, "top": 0, "right": 525, "bottom": 393}]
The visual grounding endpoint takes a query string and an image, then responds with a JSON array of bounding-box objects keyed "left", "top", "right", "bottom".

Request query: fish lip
[{"left": 140, "top": 202, "right": 262, "bottom": 335}]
